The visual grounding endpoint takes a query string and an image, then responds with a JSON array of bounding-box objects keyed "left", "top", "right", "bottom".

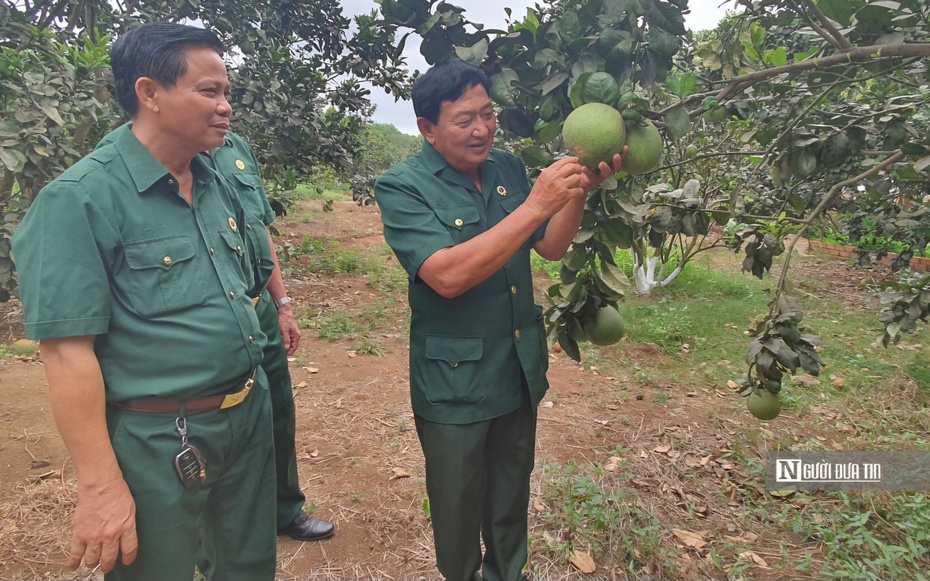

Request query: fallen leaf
[
  {"left": 604, "top": 456, "right": 622, "bottom": 472},
  {"left": 832, "top": 378, "right": 845, "bottom": 389},
  {"left": 569, "top": 550, "right": 596, "bottom": 573},
  {"left": 725, "top": 532, "right": 759, "bottom": 544},
  {"left": 304, "top": 366, "right": 320, "bottom": 374},
  {"left": 672, "top": 528, "right": 707, "bottom": 549},
  {"left": 295, "top": 381, "right": 308, "bottom": 388},
  {"left": 533, "top": 500, "right": 547, "bottom": 512},
  {"left": 310, "top": 449, "right": 319, "bottom": 457},
  {"left": 654, "top": 445, "right": 671, "bottom": 454},
  {"left": 737, "top": 551, "right": 769, "bottom": 567},
  {"left": 726, "top": 380, "right": 740, "bottom": 389},
  {"left": 347, "top": 351, "right": 357, "bottom": 358},
  {"left": 792, "top": 374, "right": 820, "bottom": 388},
  {"left": 643, "top": 560, "right": 657, "bottom": 575},
  {"left": 389, "top": 467, "right": 411, "bottom": 480},
  {"left": 30, "top": 459, "right": 51, "bottom": 469}
]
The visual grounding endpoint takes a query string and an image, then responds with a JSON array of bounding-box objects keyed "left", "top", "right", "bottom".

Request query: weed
[{"left": 652, "top": 390, "right": 672, "bottom": 405}]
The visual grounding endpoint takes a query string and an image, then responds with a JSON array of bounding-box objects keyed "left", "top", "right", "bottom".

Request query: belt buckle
[
  {"left": 219, "top": 375, "right": 255, "bottom": 410},
  {"left": 252, "top": 296, "right": 261, "bottom": 308}
]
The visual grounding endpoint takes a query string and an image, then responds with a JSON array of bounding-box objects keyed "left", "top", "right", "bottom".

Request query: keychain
[{"left": 174, "top": 412, "right": 206, "bottom": 489}]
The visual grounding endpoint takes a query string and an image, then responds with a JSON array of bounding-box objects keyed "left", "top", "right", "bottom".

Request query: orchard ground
[{"left": 1, "top": 198, "right": 928, "bottom": 580}]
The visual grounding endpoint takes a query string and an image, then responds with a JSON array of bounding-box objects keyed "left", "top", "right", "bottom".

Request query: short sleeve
[
  {"left": 12, "top": 182, "right": 116, "bottom": 340},
  {"left": 247, "top": 148, "right": 275, "bottom": 227},
  {"left": 375, "top": 171, "right": 455, "bottom": 280},
  {"left": 508, "top": 156, "right": 548, "bottom": 246}
]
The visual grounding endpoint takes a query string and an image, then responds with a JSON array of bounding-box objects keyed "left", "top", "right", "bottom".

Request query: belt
[{"left": 111, "top": 368, "right": 258, "bottom": 414}]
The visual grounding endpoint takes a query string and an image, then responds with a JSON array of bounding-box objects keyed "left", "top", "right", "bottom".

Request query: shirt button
[
  {"left": 236, "top": 245, "right": 242, "bottom": 255},
  {"left": 514, "top": 329, "right": 521, "bottom": 340},
  {"left": 210, "top": 248, "right": 215, "bottom": 255},
  {"left": 167, "top": 178, "right": 175, "bottom": 186},
  {"left": 511, "top": 285, "right": 517, "bottom": 295},
  {"left": 454, "top": 218, "right": 463, "bottom": 227},
  {"left": 163, "top": 256, "right": 172, "bottom": 266},
  {"left": 246, "top": 224, "right": 252, "bottom": 231},
  {"left": 248, "top": 335, "right": 254, "bottom": 343},
  {"left": 229, "top": 291, "right": 235, "bottom": 299}
]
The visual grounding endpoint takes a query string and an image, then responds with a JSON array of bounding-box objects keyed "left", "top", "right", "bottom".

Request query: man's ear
[
  {"left": 135, "top": 77, "right": 160, "bottom": 114},
  {"left": 416, "top": 117, "right": 435, "bottom": 144}
]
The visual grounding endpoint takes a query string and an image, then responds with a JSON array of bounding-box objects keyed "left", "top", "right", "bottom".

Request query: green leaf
[
  {"left": 538, "top": 72, "right": 569, "bottom": 96},
  {"left": 520, "top": 145, "right": 552, "bottom": 168},
  {"left": 0, "top": 148, "right": 26, "bottom": 172},
  {"left": 490, "top": 70, "right": 518, "bottom": 108},
  {"left": 580, "top": 72, "right": 620, "bottom": 105},
  {"left": 41, "top": 105, "right": 65, "bottom": 126},
  {"left": 498, "top": 109, "right": 536, "bottom": 138},
  {"left": 763, "top": 47, "right": 787, "bottom": 67},
  {"left": 648, "top": 0, "right": 687, "bottom": 36},
  {"left": 663, "top": 106, "right": 691, "bottom": 140},
  {"left": 914, "top": 155, "right": 930, "bottom": 173},
  {"left": 568, "top": 71, "right": 593, "bottom": 109},
  {"left": 454, "top": 38, "right": 488, "bottom": 67}
]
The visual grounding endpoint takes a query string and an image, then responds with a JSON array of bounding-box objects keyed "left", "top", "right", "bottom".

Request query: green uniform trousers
[
  {"left": 255, "top": 289, "right": 306, "bottom": 528},
  {"left": 104, "top": 371, "right": 276, "bottom": 581},
  {"left": 415, "top": 391, "right": 537, "bottom": 581}
]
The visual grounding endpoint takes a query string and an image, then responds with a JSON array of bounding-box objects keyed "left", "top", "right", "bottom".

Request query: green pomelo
[
  {"left": 747, "top": 388, "right": 782, "bottom": 420},
  {"left": 583, "top": 306, "right": 626, "bottom": 346},
  {"left": 562, "top": 103, "right": 627, "bottom": 169},
  {"left": 685, "top": 144, "right": 698, "bottom": 158},
  {"left": 621, "top": 120, "right": 663, "bottom": 175},
  {"left": 703, "top": 106, "right": 729, "bottom": 124},
  {"left": 11, "top": 339, "right": 38, "bottom": 356}
]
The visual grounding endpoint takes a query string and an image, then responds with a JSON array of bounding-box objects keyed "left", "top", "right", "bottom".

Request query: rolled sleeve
[
  {"left": 13, "top": 183, "right": 116, "bottom": 340},
  {"left": 375, "top": 173, "right": 455, "bottom": 280}
]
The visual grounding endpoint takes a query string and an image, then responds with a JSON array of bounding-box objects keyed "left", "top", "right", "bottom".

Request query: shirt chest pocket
[
  {"left": 123, "top": 236, "right": 207, "bottom": 317},
  {"left": 434, "top": 206, "right": 481, "bottom": 245},
  {"left": 217, "top": 228, "right": 255, "bottom": 292},
  {"left": 423, "top": 335, "right": 486, "bottom": 406}
]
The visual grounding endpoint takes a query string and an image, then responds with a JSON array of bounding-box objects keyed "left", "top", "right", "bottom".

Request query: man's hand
[
  {"left": 523, "top": 157, "right": 587, "bottom": 220},
  {"left": 69, "top": 476, "right": 137, "bottom": 572},
  {"left": 277, "top": 305, "right": 301, "bottom": 355},
  {"left": 579, "top": 148, "right": 628, "bottom": 192}
]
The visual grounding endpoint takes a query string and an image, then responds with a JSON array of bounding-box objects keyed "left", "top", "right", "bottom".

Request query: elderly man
[
  {"left": 375, "top": 59, "right": 624, "bottom": 581},
  {"left": 96, "top": 124, "right": 336, "bottom": 543},
  {"left": 12, "top": 23, "right": 276, "bottom": 580}
]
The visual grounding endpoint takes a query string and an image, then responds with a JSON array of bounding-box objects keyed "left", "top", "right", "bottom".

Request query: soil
[{"left": 0, "top": 200, "right": 910, "bottom": 580}]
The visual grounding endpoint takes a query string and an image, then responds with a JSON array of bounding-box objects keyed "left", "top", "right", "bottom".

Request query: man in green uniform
[
  {"left": 97, "top": 126, "right": 335, "bottom": 542},
  {"left": 12, "top": 23, "right": 276, "bottom": 580},
  {"left": 375, "top": 59, "right": 624, "bottom": 581}
]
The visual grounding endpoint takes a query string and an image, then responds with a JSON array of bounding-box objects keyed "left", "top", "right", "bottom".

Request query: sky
[{"left": 340, "top": 0, "right": 738, "bottom": 135}]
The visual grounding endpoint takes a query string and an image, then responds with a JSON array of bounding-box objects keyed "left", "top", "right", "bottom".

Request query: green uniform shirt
[
  {"left": 98, "top": 126, "right": 277, "bottom": 295},
  {"left": 376, "top": 142, "right": 550, "bottom": 424},
  {"left": 13, "top": 127, "right": 266, "bottom": 400}
]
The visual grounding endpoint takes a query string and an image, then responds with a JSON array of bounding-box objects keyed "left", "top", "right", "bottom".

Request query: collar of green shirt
[
  {"left": 419, "top": 141, "right": 502, "bottom": 195},
  {"left": 114, "top": 126, "right": 218, "bottom": 194}
]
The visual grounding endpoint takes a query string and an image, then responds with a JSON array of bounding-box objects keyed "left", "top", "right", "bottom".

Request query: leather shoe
[{"left": 278, "top": 512, "right": 334, "bottom": 542}]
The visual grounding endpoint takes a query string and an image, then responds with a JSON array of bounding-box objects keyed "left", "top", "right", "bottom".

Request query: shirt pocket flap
[
  {"left": 425, "top": 335, "right": 483, "bottom": 367},
  {"left": 124, "top": 237, "right": 195, "bottom": 271},
  {"left": 434, "top": 206, "right": 480, "bottom": 230},
  {"left": 232, "top": 172, "right": 261, "bottom": 190},
  {"left": 499, "top": 192, "right": 524, "bottom": 214}
]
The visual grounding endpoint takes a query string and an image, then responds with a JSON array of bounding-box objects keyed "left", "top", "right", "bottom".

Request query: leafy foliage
[
  {"left": 374, "top": 0, "right": 930, "bottom": 401},
  {"left": 1, "top": 0, "right": 413, "bottom": 300}
]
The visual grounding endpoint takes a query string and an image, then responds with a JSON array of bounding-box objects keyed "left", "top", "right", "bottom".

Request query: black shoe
[{"left": 278, "top": 512, "right": 335, "bottom": 541}]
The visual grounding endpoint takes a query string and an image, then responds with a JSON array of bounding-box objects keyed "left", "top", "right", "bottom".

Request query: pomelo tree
[
  {"left": 374, "top": 0, "right": 930, "bottom": 402},
  {"left": 0, "top": 0, "right": 413, "bottom": 299}
]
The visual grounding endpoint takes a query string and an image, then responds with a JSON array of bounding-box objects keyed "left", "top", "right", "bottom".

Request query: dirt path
[{"left": 0, "top": 199, "right": 916, "bottom": 580}]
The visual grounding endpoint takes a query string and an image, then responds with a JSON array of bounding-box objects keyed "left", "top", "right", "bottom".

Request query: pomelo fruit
[
  {"left": 747, "top": 388, "right": 781, "bottom": 420},
  {"left": 685, "top": 144, "right": 698, "bottom": 158},
  {"left": 621, "top": 120, "right": 663, "bottom": 175},
  {"left": 11, "top": 339, "right": 38, "bottom": 356},
  {"left": 703, "top": 106, "right": 728, "bottom": 124},
  {"left": 562, "top": 103, "right": 626, "bottom": 170},
  {"left": 583, "top": 306, "right": 626, "bottom": 346}
]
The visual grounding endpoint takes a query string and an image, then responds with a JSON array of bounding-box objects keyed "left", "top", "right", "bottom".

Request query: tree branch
[{"left": 795, "top": 0, "right": 854, "bottom": 51}]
